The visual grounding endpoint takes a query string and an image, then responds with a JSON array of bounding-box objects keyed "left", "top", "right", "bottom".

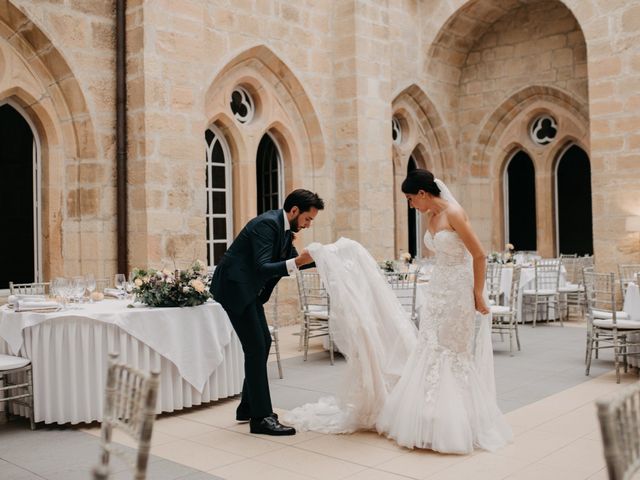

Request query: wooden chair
[
  {"left": 92, "top": 353, "right": 160, "bottom": 480},
  {"left": 0, "top": 354, "right": 35, "bottom": 430},
  {"left": 597, "top": 381, "right": 640, "bottom": 479}
]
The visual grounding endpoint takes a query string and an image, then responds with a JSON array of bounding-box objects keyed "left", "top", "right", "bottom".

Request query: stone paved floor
[{"left": 0, "top": 319, "right": 634, "bottom": 479}]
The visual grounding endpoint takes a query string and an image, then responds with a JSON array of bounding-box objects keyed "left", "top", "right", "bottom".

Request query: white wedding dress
[
  {"left": 377, "top": 230, "right": 512, "bottom": 453},
  {"left": 283, "top": 233, "right": 512, "bottom": 454}
]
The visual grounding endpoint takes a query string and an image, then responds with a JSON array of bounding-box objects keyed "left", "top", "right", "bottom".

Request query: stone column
[{"left": 332, "top": 0, "right": 394, "bottom": 260}]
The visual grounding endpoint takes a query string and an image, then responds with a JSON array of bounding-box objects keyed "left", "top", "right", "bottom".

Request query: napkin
[
  {"left": 7, "top": 294, "right": 47, "bottom": 306},
  {"left": 15, "top": 300, "right": 61, "bottom": 312},
  {"left": 104, "top": 288, "right": 125, "bottom": 298}
]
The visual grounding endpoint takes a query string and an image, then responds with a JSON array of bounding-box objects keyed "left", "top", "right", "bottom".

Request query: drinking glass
[
  {"left": 72, "top": 276, "right": 86, "bottom": 303},
  {"left": 85, "top": 274, "right": 96, "bottom": 302},
  {"left": 114, "top": 274, "right": 126, "bottom": 296}
]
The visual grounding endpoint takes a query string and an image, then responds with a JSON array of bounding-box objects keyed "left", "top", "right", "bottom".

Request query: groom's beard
[{"left": 290, "top": 215, "right": 300, "bottom": 232}]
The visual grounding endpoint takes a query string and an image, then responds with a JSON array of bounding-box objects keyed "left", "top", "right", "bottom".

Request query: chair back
[
  {"left": 9, "top": 282, "right": 50, "bottom": 296},
  {"left": 533, "top": 258, "right": 561, "bottom": 291},
  {"left": 485, "top": 262, "right": 503, "bottom": 305},
  {"left": 296, "top": 271, "right": 330, "bottom": 315},
  {"left": 560, "top": 254, "right": 579, "bottom": 284},
  {"left": 597, "top": 381, "right": 640, "bottom": 480},
  {"left": 508, "top": 266, "right": 522, "bottom": 314},
  {"left": 383, "top": 271, "right": 418, "bottom": 323},
  {"left": 93, "top": 353, "right": 160, "bottom": 480},
  {"left": 583, "top": 271, "right": 618, "bottom": 326},
  {"left": 618, "top": 264, "right": 640, "bottom": 299}
]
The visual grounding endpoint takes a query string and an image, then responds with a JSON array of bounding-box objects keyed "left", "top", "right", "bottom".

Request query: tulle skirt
[{"left": 376, "top": 344, "right": 512, "bottom": 454}]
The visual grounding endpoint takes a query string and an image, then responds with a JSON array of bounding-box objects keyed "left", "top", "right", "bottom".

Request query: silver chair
[
  {"left": 597, "top": 381, "right": 640, "bottom": 479},
  {"left": 93, "top": 353, "right": 160, "bottom": 480},
  {"left": 9, "top": 281, "right": 50, "bottom": 296},
  {"left": 0, "top": 354, "right": 35, "bottom": 430},
  {"left": 296, "top": 271, "right": 333, "bottom": 365},
  {"left": 491, "top": 265, "right": 522, "bottom": 355},
  {"left": 583, "top": 271, "right": 640, "bottom": 384},
  {"left": 384, "top": 270, "right": 419, "bottom": 326},
  {"left": 618, "top": 264, "right": 640, "bottom": 301},
  {"left": 521, "top": 258, "right": 562, "bottom": 327},
  {"left": 267, "top": 285, "right": 283, "bottom": 379},
  {"left": 485, "top": 261, "right": 503, "bottom": 306},
  {"left": 558, "top": 254, "right": 581, "bottom": 321}
]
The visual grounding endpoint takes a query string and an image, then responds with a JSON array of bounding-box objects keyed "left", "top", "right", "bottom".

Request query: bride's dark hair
[{"left": 401, "top": 169, "right": 441, "bottom": 196}]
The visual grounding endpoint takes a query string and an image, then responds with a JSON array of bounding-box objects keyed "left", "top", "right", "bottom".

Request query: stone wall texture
[{"left": 1, "top": 0, "right": 640, "bottom": 324}]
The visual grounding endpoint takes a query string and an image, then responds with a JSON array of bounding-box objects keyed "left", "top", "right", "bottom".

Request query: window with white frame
[
  {"left": 205, "top": 127, "right": 233, "bottom": 266},
  {"left": 256, "top": 134, "right": 283, "bottom": 214},
  {"left": 0, "top": 102, "right": 42, "bottom": 292}
]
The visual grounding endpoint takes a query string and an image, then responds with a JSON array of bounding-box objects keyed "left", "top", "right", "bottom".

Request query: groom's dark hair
[
  {"left": 283, "top": 189, "right": 325, "bottom": 213},
  {"left": 402, "top": 169, "right": 441, "bottom": 196}
]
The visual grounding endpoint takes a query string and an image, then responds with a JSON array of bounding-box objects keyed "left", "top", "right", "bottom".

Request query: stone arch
[
  {"left": 484, "top": 86, "right": 589, "bottom": 255},
  {"left": 391, "top": 83, "right": 452, "bottom": 178},
  {"left": 0, "top": 4, "right": 98, "bottom": 279},
  {"left": 205, "top": 44, "right": 326, "bottom": 228},
  {"left": 0, "top": 1, "right": 96, "bottom": 159}
]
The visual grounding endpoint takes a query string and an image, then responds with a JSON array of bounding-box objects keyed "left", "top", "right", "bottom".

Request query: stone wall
[{"left": 3, "top": 0, "right": 640, "bottom": 322}]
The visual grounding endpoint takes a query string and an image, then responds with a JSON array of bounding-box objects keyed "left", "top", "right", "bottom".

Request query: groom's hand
[{"left": 295, "top": 249, "right": 313, "bottom": 268}]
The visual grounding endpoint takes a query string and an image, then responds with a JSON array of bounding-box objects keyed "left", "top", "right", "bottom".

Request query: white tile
[
  {"left": 191, "top": 429, "right": 285, "bottom": 457},
  {"left": 295, "top": 434, "right": 403, "bottom": 467},
  {"left": 151, "top": 439, "right": 244, "bottom": 472},
  {"left": 254, "top": 446, "right": 366, "bottom": 479}
]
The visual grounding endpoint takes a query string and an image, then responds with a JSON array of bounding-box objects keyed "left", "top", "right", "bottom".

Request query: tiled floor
[{"left": 1, "top": 319, "right": 636, "bottom": 479}]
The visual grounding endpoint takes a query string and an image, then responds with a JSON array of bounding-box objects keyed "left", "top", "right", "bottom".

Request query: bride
[{"left": 283, "top": 169, "right": 512, "bottom": 454}]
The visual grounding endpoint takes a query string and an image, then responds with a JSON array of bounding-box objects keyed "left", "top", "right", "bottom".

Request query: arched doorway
[
  {"left": 205, "top": 126, "right": 233, "bottom": 266},
  {"left": 504, "top": 151, "right": 537, "bottom": 251},
  {"left": 0, "top": 103, "right": 41, "bottom": 289},
  {"left": 556, "top": 145, "right": 593, "bottom": 255},
  {"left": 407, "top": 156, "right": 421, "bottom": 258},
  {"left": 256, "top": 134, "right": 283, "bottom": 214}
]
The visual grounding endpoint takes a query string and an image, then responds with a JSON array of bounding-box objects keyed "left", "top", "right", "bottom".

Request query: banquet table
[{"left": 0, "top": 299, "right": 243, "bottom": 425}]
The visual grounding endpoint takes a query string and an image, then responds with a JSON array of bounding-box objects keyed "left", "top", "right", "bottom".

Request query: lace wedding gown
[
  {"left": 377, "top": 230, "right": 512, "bottom": 453},
  {"left": 283, "top": 234, "right": 511, "bottom": 454}
]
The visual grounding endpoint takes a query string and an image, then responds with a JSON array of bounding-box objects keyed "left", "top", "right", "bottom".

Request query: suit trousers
[{"left": 227, "top": 300, "right": 273, "bottom": 419}]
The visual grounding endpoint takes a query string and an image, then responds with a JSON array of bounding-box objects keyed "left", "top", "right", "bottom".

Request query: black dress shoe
[
  {"left": 236, "top": 411, "right": 278, "bottom": 422},
  {"left": 249, "top": 416, "right": 295, "bottom": 436}
]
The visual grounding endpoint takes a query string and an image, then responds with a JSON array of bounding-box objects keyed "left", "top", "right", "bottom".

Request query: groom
[{"left": 211, "top": 189, "right": 324, "bottom": 436}]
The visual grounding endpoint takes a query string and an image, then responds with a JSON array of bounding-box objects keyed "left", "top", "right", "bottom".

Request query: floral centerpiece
[
  {"left": 379, "top": 252, "right": 413, "bottom": 273},
  {"left": 503, "top": 243, "right": 515, "bottom": 264},
  {"left": 130, "top": 260, "right": 211, "bottom": 307}
]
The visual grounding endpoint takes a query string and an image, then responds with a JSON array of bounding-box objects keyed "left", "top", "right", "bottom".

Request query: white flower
[
  {"left": 183, "top": 286, "right": 191, "bottom": 293},
  {"left": 400, "top": 252, "right": 412, "bottom": 263},
  {"left": 190, "top": 279, "right": 205, "bottom": 293},
  {"left": 505, "top": 243, "right": 515, "bottom": 251},
  {"left": 134, "top": 278, "right": 143, "bottom": 287}
]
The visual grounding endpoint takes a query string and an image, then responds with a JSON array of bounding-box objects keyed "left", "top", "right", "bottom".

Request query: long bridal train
[{"left": 282, "top": 236, "right": 512, "bottom": 454}]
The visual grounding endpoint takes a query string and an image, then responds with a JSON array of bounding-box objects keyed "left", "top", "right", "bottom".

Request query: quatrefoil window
[
  {"left": 230, "top": 86, "right": 254, "bottom": 124},
  {"left": 392, "top": 116, "right": 402, "bottom": 145},
  {"left": 530, "top": 115, "right": 558, "bottom": 146}
]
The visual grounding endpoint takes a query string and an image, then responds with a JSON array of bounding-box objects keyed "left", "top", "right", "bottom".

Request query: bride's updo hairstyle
[{"left": 401, "top": 168, "right": 441, "bottom": 196}]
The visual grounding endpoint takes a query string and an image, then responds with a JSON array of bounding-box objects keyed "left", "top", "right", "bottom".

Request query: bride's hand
[{"left": 474, "top": 291, "right": 489, "bottom": 315}]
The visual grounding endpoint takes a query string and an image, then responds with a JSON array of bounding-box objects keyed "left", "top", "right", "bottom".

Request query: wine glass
[
  {"left": 126, "top": 272, "right": 136, "bottom": 299},
  {"left": 85, "top": 274, "right": 96, "bottom": 302},
  {"left": 72, "top": 276, "right": 86, "bottom": 304},
  {"left": 114, "top": 274, "right": 126, "bottom": 297}
]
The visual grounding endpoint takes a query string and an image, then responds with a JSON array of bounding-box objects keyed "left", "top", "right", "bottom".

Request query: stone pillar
[{"left": 332, "top": 0, "right": 394, "bottom": 260}]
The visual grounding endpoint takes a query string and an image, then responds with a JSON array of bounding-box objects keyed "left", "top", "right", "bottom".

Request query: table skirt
[{"left": 0, "top": 316, "right": 243, "bottom": 424}]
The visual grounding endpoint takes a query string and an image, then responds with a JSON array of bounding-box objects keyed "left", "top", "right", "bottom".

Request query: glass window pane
[
  {"left": 212, "top": 191, "right": 226, "bottom": 214},
  {"left": 211, "top": 165, "right": 225, "bottom": 188},
  {"left": 205, "top": 129, "right": 214, "bottom": 147},
  {"left": 212, "top": 140, "right": 225, "bottom": 164},
  {"left": 214, "top": 243, "right": 227, "bottom": 264},
  {"left": 213, "top": 218, "right": 227, "bottom": 240}
]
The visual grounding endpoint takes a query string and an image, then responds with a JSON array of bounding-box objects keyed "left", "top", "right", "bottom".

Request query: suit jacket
[{"left": 211, "top": 209, "right": 299, "bottom": 315}]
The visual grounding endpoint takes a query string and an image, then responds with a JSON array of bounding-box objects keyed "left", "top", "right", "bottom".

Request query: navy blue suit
[{"left": 211, "top": 209, "right": 297, "bottom": 418}]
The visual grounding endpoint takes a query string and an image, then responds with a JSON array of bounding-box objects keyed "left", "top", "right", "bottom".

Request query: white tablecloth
[{"left": 0, "top": 300, "right": 243, "bottom": 424}]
